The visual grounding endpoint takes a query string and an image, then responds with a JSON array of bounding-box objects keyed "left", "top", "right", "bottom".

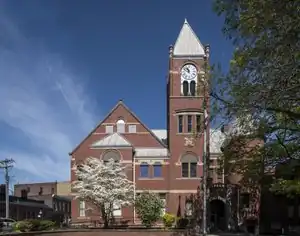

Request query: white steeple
[{"left": 173, "top": 19, "right": 205, "bottom": 56}]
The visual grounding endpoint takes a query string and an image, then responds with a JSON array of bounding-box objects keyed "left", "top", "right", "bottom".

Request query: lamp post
[{"left": 202, "top": 45, "right": 210, "bottom": 235}]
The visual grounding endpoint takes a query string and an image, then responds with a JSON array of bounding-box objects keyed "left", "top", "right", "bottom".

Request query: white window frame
[
  {"left": 128, "top": 124, "right": 137, "bottom": 133},
  {"left": 116, "top": 119, "right": 125, "bottom": 133},
  {"left": 113, "top": 203, "right": 122, "bottom": 217},
  {"left": 79, "top": 200, "right": 85, "bottom": 217},
  {"left": 105, "top": 125, "right": 114, "bottom": 134}
]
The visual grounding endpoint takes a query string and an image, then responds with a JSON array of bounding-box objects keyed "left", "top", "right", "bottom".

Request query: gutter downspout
[{"left": 133, "top": 150, "right": 136, "bottom": 224}]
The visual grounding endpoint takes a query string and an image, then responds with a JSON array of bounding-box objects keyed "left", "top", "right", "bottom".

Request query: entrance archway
[{"left": 209, "top": 199, "right": 226, "bottom": 231}]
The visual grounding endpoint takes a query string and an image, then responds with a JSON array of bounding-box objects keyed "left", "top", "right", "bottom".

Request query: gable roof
[
  {"left": 70, "top": 100, "right": 166, "bottom": 155},
  {"left": 173, "top": 19, "right": 205, "bottom": 56},
  {"left": 91, "top": 133, "right": 132, "bottom": 148}
]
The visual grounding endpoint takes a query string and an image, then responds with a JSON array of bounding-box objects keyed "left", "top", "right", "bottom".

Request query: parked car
[{"left": 0, "top": 218, "right": 16, "bottom": 232}]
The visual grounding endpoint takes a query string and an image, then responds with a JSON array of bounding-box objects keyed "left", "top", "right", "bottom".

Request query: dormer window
[{"left": 116, "top": 119, "right": 125, "bottom": 133}]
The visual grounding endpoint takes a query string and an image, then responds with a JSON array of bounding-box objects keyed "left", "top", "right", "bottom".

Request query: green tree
[
  {"left": 135, "top": 192, "right": 164, "bottom": 228},
  {"left": 212, "top": 0, "right": 300, "bottom": 195}
]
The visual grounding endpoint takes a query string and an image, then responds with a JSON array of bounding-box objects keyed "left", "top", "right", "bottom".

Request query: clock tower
[{"left": 166, "top": 19, "right": 210, "bottom": 212}]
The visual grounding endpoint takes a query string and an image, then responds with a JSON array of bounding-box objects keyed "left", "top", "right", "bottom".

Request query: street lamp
[{"left": 37, "top": 209, "right": 43, "bottom": 219}]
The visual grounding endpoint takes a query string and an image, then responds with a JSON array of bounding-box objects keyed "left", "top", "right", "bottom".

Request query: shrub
[
  {"left": 162, "top": 213, "right": 176, "bottom": 228},
  {"left": 14, "top": 220, "right": 55, "bottom": 232},
  {"left": 135, "top": 191, "right": 164, "bottom": 228},
  {"left": 176, "top": 217, "right": 189, "bottom": 229}
]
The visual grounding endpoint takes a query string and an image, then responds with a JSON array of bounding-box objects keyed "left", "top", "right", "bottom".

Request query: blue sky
[{"left": 0, "top": 0, "right": 233, "bottom": 185}]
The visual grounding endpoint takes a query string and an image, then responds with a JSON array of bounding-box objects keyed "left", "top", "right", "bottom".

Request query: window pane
[
  {"left": 140, "top": 163, "right": 149, "bottom": 177},
  {"left": 190, "top": 81, "right": 196, "bottom": 96},
  {"left": 79, "top": 201, "right": 85, "bottom": 217},
  {"left": 183, "top": 81, "right": 189, "bottom": 96},
  {"left": 113, "top": 203, "right": 122, "bottom": 216},
  {"left": 128, "top": 125, "right": 136, "bottom": 133},
  {"left": 182, "top": 163, "right": 189, "bottom": 177},
  {"left": 153, "top": 163, "right": 162, "bottom": 177},
  {"left": 187, "top": 115, "right": 192, "bottom": 133},
  {"left": 178, "top": 115, "right": 183, "bottom": 133},
  {"left": 105, "top": 125, "right": 114, "bottom": 133},
  {"left": 196, "top": 115, "right": 201, "bottom": 133},
  {"left": 116, "top": 119, "right": 125, "bottom": 133},
  {"left": 190, "top": 163, "right": 197, "bottom": 177}
]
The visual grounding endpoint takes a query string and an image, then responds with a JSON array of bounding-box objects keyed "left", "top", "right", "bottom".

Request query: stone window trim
[
  {"left": 176, "top": 152, "right": 202, "bottom": 165},
  {"left": 174, "top": 112, "right": 204, "bottom": 134},
  {"left": 128, "top": 124, "right": 137, "bottom": 133},
  {"left": 180, "top": 153, "right": 199, "bottom": 178},
  {"left": 137, "top": 161, "right": 164, "bottom": 179},
  {"left": 101, "top": 149, "right": 122, "bottom": 162}
]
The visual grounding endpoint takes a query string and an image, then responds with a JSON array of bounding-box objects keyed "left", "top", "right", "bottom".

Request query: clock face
[{"left": 181, "top": 64, "right": 197, "bottom": 80}]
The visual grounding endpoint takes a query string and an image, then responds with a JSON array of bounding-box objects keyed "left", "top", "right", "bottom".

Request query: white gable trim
[{"left": 91, "top": 133, "right": 132, "bottom": 148}]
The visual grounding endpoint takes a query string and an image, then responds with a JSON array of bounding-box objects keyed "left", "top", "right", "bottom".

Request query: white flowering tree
[{"left": 72, "top": 157, "right": 134, "bottom": 228}]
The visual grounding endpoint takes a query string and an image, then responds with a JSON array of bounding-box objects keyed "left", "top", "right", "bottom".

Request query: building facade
[
  {"left": 0, "top": 185, "right": 52, "bottom": 221},
  {"left": 70, "top": 20, "right": 225, "bottom": 224},
  {"left": 14, "top": 181, "right": 71, "bottom": 220}
]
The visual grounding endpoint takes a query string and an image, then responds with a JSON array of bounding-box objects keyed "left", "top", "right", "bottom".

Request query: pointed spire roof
[
  {"left": 91, "top": 133, "right": 132, "bottom": 148},
  {"left": 173, "top": 19, "right": 205, "bottom": 56}
]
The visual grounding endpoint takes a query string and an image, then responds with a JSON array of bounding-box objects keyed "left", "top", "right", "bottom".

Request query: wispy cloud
[{"left": 0, "top": 9, "right": 98, "bottom": 182}]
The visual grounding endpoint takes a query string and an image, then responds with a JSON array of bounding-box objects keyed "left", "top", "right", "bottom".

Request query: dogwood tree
[{"left": 72, "top": 157, "right": 134, "bottom": 228}]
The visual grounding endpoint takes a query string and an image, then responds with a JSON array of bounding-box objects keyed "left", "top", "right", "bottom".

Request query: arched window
[
  {"left": 190, "top": 81, "right": 196, "bottom": 96},
  {"left": 181, "top": 153, "right": 198, "bottom": 178},
  {"left": 102, "top": 150, "right": 121, "bottom": 163},
  {"left": 183, "top": 81, "right": 189, "bottom": 96},
  {"left": 116, "top": 119, "right": 125, "bottom": 133}
]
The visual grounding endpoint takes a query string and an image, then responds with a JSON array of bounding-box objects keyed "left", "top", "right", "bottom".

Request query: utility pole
[
  {"left": 0, "top": 158, "right": 15, "bottom": 218},
  {"left": 202, "top": 45, "right": 210, "bottom": 235}
]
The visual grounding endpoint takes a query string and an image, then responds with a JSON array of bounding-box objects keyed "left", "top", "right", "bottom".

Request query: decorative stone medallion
[{"left": 184, "top": 137, "right": 195, "bottom": 147}]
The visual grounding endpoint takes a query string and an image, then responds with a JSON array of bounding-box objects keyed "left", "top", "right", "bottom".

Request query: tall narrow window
[
  {"left": 181, "top": 154, "right": 198, "bottom": 178},
  {"left": 183, "top": 81, "right": 189, "bottom": 96},
  {"left": 190, "top": 81, "right": 196, "bottom": 96},
  {"left": 159, "top": 193, "right": 166, "bottom": 216},
  {"left": 79, "top": 200, "right": 85, "bottom": 217},
  {"left": 190, "top": 163, "right": 197, "bottom": 177},
  {"left": 182, "top": 163, "right": 189, "bottom": 177},
  {"left": 140, "top": 162, "right": 149, "bottom": 178},
  {"left": 116, "top": 119, "right": 125, "bottom": 133},
  {"left": 187, "top": 115, "right": 192, "bottom": 133},
  {"left": 196, "top": 115, "right": 202, "bottom": 133},
  {"left": 113, "top": 203, "right": 122, "bottom": 216},
  {"left": 153, "top": 162, "right": 162, "bottom": 178},
  {"left": 178, "top": 115, "right": 183, "bottom": 133}
]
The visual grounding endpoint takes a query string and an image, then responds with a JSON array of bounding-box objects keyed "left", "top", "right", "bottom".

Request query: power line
[{"left": 0, "top": 158, "right": 15, "bottom": 218}]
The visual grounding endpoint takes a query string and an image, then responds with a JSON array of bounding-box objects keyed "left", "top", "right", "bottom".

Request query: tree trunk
[{"left": 100, "top": 205, "right": 109, "bottom": 228}]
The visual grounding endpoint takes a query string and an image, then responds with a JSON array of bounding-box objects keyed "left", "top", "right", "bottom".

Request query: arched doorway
[{"left": 209, "top": 199, "right": 226, "bottom": 231}]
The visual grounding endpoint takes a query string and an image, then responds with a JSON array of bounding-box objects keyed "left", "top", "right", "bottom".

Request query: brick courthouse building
[
  {"left": 69, "top": 19, "right": 225, "bottom": 224},
  {"left": 69, "top": 19, "right": 239, "bottom": 229},
  {"left": 68, "top": 19, "right": 300, "bottom": 234}
]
